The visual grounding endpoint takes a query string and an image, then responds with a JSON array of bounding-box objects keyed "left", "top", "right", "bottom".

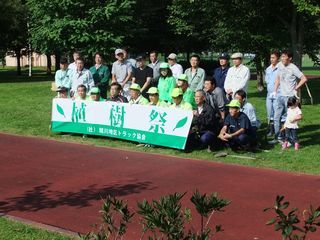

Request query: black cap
[
  {"left": 219, "top": 53, "right": 229, "bottom": 60},
  {"left": 135, "top": 53, "right": 146, "bottom": 61},
  {"left": 56, "top": 87, "right": 68, "bottom": 92}
]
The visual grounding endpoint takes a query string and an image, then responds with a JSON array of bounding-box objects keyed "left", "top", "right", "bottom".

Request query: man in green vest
[
  {"left": 170, "top": 88, "right": 193, "bottom": 110},
  {"left": 88, "top": 87, "right": 106, "bottom": 102},
  {"left": 147, "top": 87, "right": 168, "bottom": 107},
  {"left": 128, "top": 83, "right": 149, "bottom": 105},
  {"left": 177, "top": 74, "right": 196, "bottom": 109}
]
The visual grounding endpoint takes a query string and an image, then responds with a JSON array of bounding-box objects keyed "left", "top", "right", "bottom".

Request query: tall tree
[
  {"left": 0, "top": 0, "right": 28, "bottom": 75},
  {"left": 27, "top": 0, "right": 136, "bottom": 72},
  {"left": 168, "top": 0, "right": 320, "bottom": 88}
]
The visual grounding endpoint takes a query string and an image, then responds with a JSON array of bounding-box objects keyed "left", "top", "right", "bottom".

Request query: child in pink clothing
[{"left": 282, "top": 96, "right": 302, "bottom": 150}]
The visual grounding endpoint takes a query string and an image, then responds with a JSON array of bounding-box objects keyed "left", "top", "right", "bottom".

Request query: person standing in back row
[
  {"left": 167, "top": 53, "right": 183, "bottom": 80},
  {"left": 213, "top": 52, "right": 230, "bottom": 92},
  {"left": 269, "top": 50, "right": 307, "bottom": 144},
  {"left": 224, "top": 52, "right": 250, "bottom": 101},
  {"left": 132, "top": 54, "right": 153, "bottom": 99},
  {"left": 89, "top": 52, "right": 110, "bottom": 99},
  {"left": 111, "top": 49, "right": 133, "bottom": 99},
  {"left": 184, "top": 54, "right": 206, "bottom": 92},
  {"left": 148, "top": 50, "right": 162, "bottom": 87}
]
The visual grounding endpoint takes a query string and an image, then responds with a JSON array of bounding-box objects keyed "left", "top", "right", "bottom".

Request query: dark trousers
[
  {"left": 187, "top": 131, "right": 215, "bottom": 149},
  {"left": 227, "top": 134, "right": 251, "bottom": 149},
  {"left": 199, "top": 131, "right": 216, "bottom": 147},
  {"left": 285, "top": 128, "right": 298, "bottom": 144},
  {"left": 97, "top": 82, "right": 109, "bottom": 99}
]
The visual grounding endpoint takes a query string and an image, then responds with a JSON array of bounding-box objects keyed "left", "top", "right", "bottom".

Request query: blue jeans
[
  {"left": 266, "top": 95, "right": 278, "bottom": 121},
  {"left": 274, "top": 96, "right": 291, "bottom": 139},
  {"left": 285, "top": 128, "right": 298, "bottom": 144}
]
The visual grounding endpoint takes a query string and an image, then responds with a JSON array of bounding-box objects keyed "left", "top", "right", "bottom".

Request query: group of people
[{"left": 54, "top": 47, "right": 307, "bottom": 151}]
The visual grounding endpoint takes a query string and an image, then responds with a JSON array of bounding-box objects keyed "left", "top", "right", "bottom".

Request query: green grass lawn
[
  {"left": 0, "top": 66, "right": 320, "bottom": 175},
  {"left": 0, "top": 217, "right": 73, "bottom": 240},
  {"left": 0, "top": 65, "right": 319, "bottom": 239}
]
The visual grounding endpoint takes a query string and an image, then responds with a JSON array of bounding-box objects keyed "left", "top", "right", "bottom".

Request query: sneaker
[
  {"left": 136, "top": 143, "right": 145, "bottom": 147},
  {"left": 268, "top": 139, "right": 278, "bottom": 144},
  {"left": 282, "top": 141, "right": 288, "bottom": 150},
  {"left": 294, "top": 143, "right": 299, "bottom": 150},
  {"left": 207, "top": 146, "right": 213, "bottom": 153}
]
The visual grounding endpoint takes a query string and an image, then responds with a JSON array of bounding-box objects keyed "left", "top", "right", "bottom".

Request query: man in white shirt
[
  {"left": 224, "top": 52, "right": 250, "bottom": 101},
  {"left": 68, "top": 51, "right": 80, "bottom": 72},
  {"left": 70, "top": 57, "right": 94, "bottom": 97},
  {"left": 167, "top": 53, "right": 183, "bottom": 80}
]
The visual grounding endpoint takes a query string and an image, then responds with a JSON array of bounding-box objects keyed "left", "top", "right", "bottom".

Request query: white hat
[
  {"left": 231, "top": 52, "right": 243, "bottom": 59},
  {"left": 167, "top": 53, "right": 177, "bottom": 60},
  {"left": 115, "top": 49, "right": 124, "bottom": 55}
]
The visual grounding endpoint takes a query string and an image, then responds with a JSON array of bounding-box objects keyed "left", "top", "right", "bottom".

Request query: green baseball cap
[
  {"left": 178, "top": 74, "right": 188, "bottom": 81},
  {"left": 130, "top": 83, "right": 141, "bottom": 91},
  {"left": 226, "top": 99, "right": 241, "bottom": 108},
  {"left": 147, "top": 87, "right": 159, "bottom": 95},
  {"left": 171, "top": 88, "right": 183, "bottom": 98},
  {"left": 90, "top": 87, "right": 100, "bottom": 94},
  {"left": 160, "top": 62, "right": 170, "bottom": 69}
]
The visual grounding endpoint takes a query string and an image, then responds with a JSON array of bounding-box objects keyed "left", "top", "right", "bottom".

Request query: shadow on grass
[
  {"left": 0, "top": 68, "right": 53, "bottom": 83},
  {"left": 298, "top": 124, "right": 320, "bottom": 146},
  {"left": 0, "top": 181, "right": 155, "bottom": 213}
]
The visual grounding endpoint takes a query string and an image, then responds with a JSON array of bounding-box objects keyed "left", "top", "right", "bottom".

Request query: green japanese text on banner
[{"left": 51, "top": 99, "right": 193, "bottom": 149}]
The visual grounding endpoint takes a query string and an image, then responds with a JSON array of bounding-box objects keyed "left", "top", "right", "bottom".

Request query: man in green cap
[
  {"left": 218, "top": 99, "right": 254, "bottom": 150},
  {"left": 88, "top": 87, "right": 106, "bottom": 102},
  {"left": 177, "top": 74, "right": 196, "bottom": 109},
  {"left": 128, "top": 83, "right": 149, "bottom": 105},
  {"left": 157, "top": 62, "right": 176, "bottom": 103},
  {"left": 89, "top": 52, "right": 110, "bottom": 99},
  {"left": 147, "top": 87, "right": 168, "bottom": 107},
  {"left": 170, "top": 88, "right": 193, "bottom": 110}
]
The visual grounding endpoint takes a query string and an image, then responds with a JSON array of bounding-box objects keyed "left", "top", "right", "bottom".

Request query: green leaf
[
  {"left": 266, "top": 218, "right": 276, "bottom": 225},
  {"left": 173, "top": 116, "right": 188, "bottom": 131},
  {"left": 56, "top": 104, "right": 66, "bottom": 117}
]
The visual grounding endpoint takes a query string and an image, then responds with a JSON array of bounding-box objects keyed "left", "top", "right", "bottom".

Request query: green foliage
[
  {"left": 0, "top": 0, "right": 28, "bottom": 51},
  {"left": 137, "top": 190, "right": 230, "bottom": 239},
  {"left": 80, "top": 195, "right": 134, "bottom": 240},
  {"left": 292, "top": 0, "right": 320, "bottom": 15},
  {"left": 264, "top": 195, "right": 320, "bottom": 240},
  {"left": 137, "top": 192, "right": 187, "bottom": 239},
  {"left": 27, "top": 0, "right": 136, "bottom": 60},
  {"left": 81, "top": 190, "right": 230, "bottom": 240}
]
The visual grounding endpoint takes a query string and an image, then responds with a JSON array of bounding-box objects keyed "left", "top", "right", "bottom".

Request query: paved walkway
[{"left": 1, "top": 133, "right": 320, "bottom": 240}]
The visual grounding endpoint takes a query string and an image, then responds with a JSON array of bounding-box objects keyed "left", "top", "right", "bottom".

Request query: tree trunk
[
  {"left": 16, "top": 49, "right": 21, "bottom": 76},
  {"left": 290, "top": 6, "right": 303, "bottom": 68},
  {"left": 55, "top": 50, "right": 61, "bottom": 72},
  {"left": 46, "top": 53, "right": 52, "bottom": 75},
  {"left": 255, "top": 53, "right": 264, "bottom": 91}
]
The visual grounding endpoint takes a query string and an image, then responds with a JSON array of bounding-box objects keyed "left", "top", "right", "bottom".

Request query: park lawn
[
  {"left": 0, "top": 217, "right": 74, "bottom": 240},
  {"left": 0, "top": 67, "right": 320, "bottom": 174}
]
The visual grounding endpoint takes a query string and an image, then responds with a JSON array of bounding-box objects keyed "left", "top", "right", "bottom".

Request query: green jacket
[
  {"left": 157, "top": 76, "right": 176, "bottom": 103},
  {"left": 129, "top": 95, "right": 149, "bottom": 105},
  {"left": 89, "top": 64, "right": 110, "bottom": 85},
  {"left": 170, "top": 100, "right": 193, "bottom": 111},
  {"left": 149, "top": 100, "right": 168, "bottom": 108},
  {"left": 183, "top": 88, "right": 196, "bottom": 109}
]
